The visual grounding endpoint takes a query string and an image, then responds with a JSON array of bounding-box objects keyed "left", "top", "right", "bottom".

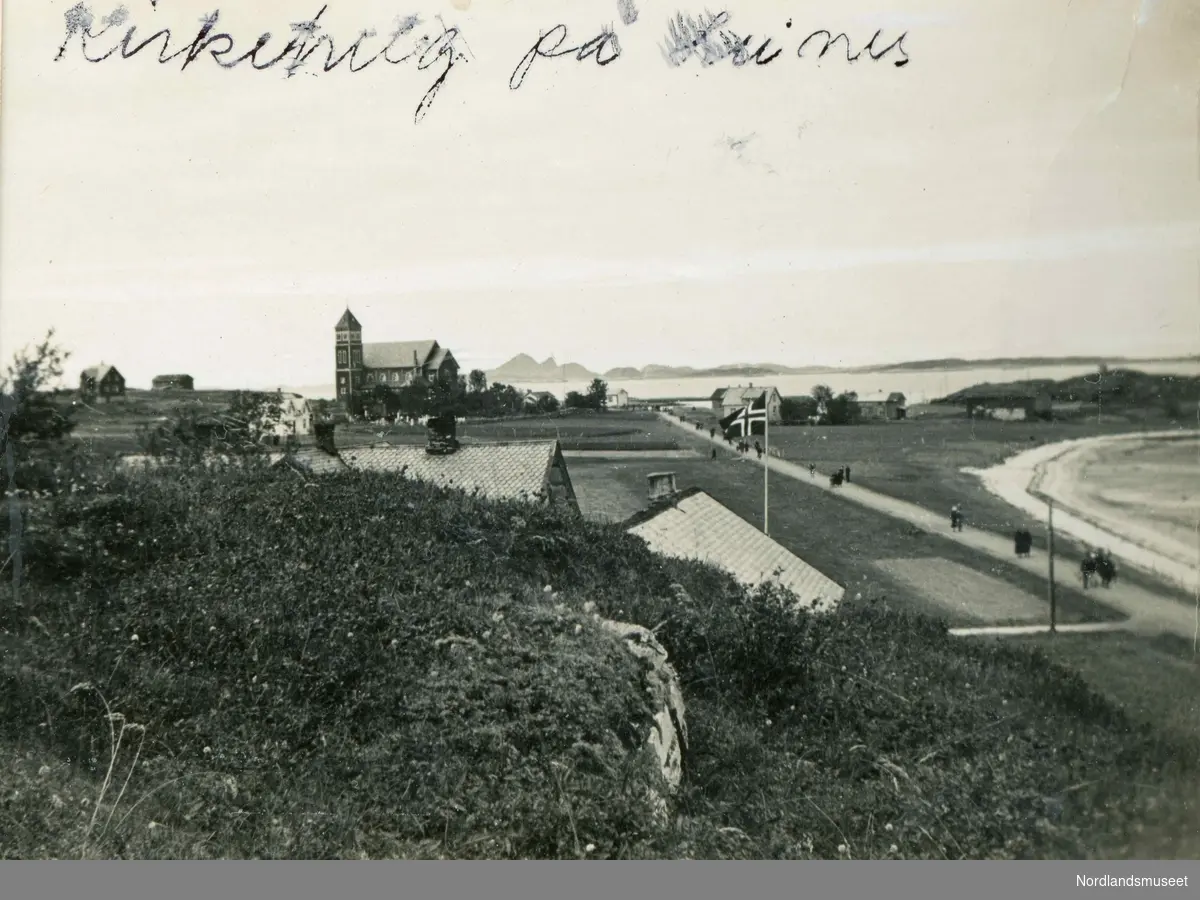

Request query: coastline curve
[{"left": 963, "top": 430, "right": 1200, "bottom": 595}]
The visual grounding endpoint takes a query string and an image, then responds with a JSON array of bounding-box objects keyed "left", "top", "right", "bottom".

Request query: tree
[
  {"left": 140, "top": 390, "right": 288, "bottom": 461},
  {"left": 0, "top": 330, "right": 76, "bottom": 453},
  {"left": 225, "top": 391, "right": 286, "bottom": 446},
  {"left": 564, "top": 391, "right": 589, "bottom": 410},
  {"left": 1, "top": 330, "right": 79, "bottom": 495},
  {"left": 427, "top": 377, "right": 468, "bottom": 419},
  {"left": 468, "top": 369, "right": 488, "bottom": 394},
  {"left": 780, "top": 396, "right": 819, "bottom": 424},
  {"left": 825, "top": 391, "right": 861, "bottom": 426},
  {"left": 534, "top": 393, "right": 560, "bottom": 414},
  {"left": 811, "top": 384, "right": 835, "bottom": 409},
  {"left": 586, "top": 378, "right": 609, "bottom": 411}
]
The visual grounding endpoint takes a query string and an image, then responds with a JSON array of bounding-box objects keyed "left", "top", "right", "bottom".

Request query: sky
[{"left": 1, "top": 0, "right": 1198, "bottom": 389}]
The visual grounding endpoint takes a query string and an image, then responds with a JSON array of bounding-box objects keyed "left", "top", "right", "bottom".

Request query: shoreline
[{"left": 964, "top": 430, "right": 1200, "bottom": 595}]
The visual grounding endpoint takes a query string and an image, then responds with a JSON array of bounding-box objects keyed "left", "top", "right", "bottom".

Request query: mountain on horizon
[
  {"left": 479, "top": 351, "right": 1197, "bottom": 385},
  {"left": 486, "top": 353, "right": 598, "bottom": 383}
]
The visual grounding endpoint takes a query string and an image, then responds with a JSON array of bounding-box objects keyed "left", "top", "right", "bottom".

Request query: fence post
[{"left": 1047, "top": 498, "right": 1057, "bottom": 634}]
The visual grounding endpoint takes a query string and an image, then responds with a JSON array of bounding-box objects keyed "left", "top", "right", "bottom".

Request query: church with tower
[{"left": 334, "top": 309, "right": 460, "bottom": 404}]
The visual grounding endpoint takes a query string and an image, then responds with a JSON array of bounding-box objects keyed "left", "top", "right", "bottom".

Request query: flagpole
[{"left": 763, "top": 392, "right": 769, "bottom": 535}]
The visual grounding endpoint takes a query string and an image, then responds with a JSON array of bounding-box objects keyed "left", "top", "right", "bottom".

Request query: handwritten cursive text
[{"left": 54, "top": 3, "right": 469, "bottom": 122}]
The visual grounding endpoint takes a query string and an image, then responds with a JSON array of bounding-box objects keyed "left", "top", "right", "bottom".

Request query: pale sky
[{"left": 1, "top": 0, "right": 1198, "bottom": 389}]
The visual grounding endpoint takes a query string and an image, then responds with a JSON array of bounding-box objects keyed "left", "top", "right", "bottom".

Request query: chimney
[
  {"left": 314, "top": 422, "right": 337, "bottom": 456},
  {"left": 413, "top": 350, "right": 419, "bottom": 368},
  {"left": 647, "top": 472, "right": 678, "bottom": 503},
  {"left": 425, "top": 414, "right": 460, "bottom": 455}
]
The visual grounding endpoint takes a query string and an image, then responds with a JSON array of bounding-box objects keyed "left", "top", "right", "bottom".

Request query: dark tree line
[
  {"left": 780, "top": 384, "right": 861, "bottom": 425},
  {"left": 351, "top": 369, "right": 566, "bottom": 422}
]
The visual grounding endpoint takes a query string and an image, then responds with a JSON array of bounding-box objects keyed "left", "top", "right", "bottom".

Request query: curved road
[{"left": 659, "top": 413, "right": 1199, "bottom": 641}]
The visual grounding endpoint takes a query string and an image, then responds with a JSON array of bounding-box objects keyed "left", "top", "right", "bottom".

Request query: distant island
[
  {"left": 485, "top": 352, "right": 1199, "bottom": 383},
  {"left": 486, "top": 354, "right": 598, "bottom": 383}
]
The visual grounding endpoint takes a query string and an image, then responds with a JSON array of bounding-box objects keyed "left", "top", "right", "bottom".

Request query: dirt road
[{"left": 659, "top": 413, "right": 1200, "bottom": 641}]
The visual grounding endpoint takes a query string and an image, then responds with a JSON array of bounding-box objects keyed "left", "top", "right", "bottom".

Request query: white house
[
  {"left": 607, "top": 388, "right": 630, "bottom": 409},
  {"left": 261, "top": 393, "right": 314, "bottom": 440},
  {"left": 711, "top": 385, "right": 783, "bottom": 425}
]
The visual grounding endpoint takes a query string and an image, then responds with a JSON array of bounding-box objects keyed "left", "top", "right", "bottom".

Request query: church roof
[
  {"left": 427, "top": 346, "right": 454, "bottom": 369},
  {"left": 335, "top": 309, "right": 362, "bottom": 330},
  {"left": 362, "top": 340, "right": 438, "bottom": 370}
]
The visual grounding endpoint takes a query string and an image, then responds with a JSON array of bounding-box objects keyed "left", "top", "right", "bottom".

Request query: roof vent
[
  {"left": 426, "top": 414, "right": 460, "bottom": 455},
  {"left": 647, "top": 472, "right": 678, "bottom": 503},
  {"left": 314, "top": 422, "right": 337, "bottom": 456}
]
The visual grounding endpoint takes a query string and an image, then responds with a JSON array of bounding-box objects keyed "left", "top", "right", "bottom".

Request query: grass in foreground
[
  {"left": 1, "top": 465, "right": 1197, "bottom": 859},
  {"left": 1008, "top": 632, "right": 1200, "bottom": 745}
]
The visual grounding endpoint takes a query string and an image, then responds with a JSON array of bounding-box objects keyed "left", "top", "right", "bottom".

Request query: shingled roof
[
  {"left": 362, "top": 340, "right": 438, "bottom": 370},
  {"left": 625, "top": 488, "right": 844, "bottom": 611},
  {"left": 335, "top": 309, "right": 362, "bottom": 330},
  {"left": 339, "top": 440, "right": 569, "bottom": 505},
  {"left": 271, "top": 446, "right": 350, "bottom": 476}
]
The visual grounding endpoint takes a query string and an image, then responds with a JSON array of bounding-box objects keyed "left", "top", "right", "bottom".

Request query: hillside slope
[{"left": 1, "top": 466, "right": 1197, "bottom": 858}]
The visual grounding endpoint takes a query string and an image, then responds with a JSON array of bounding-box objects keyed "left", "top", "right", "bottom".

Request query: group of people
[
  {"left": 829, "top": 465, "right": 851, "bottom": 487},
  {"left": 1081, "top": 548, "right": 1119, "bottom": 589},
  {"left": 950, "top": 504, "right": 965, "bottom": 531}
]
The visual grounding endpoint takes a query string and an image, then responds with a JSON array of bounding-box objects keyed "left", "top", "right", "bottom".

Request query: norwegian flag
[{"left": 720, "top": 391, "right": 768, "bottom": 438}]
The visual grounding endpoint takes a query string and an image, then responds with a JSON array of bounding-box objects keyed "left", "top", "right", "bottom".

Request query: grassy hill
[
  {"left": 2, "top": 464, "right": 1199, "bottom": 858},
  {"left": 937, "top": 368, "right": 1200, "bottom": 415}
]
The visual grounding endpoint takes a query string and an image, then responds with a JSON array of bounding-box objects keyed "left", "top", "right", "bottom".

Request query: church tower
[{"left": 334, "top": 308, "right": 365, "bottom": 405}]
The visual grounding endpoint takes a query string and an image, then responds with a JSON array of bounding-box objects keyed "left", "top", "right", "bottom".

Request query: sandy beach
[{"left": 966, "top": 431, "right": 1200, "bottom": 594}]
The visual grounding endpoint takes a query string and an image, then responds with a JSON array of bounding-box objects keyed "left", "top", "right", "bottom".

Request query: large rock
[{"left": 596, "top": 617, "right": 688, "bottom": 801}]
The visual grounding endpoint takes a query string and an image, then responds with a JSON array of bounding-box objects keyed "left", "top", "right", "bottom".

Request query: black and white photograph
[{"left": 1, "top": 0, "right": 1199, "bottom": 866}]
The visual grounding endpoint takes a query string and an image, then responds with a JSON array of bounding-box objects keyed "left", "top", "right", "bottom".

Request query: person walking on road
[
  {"left": 844, "top": 465, "right": 852, "bottom": 484},
  {"left": 809, "top": 463, "right": 816, "bottom": 478},
  {"left": 950, "top": 504, "right": 964, "bottom": 532}
]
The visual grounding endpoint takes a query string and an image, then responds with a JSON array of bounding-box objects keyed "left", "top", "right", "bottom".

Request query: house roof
[
  {"left": 858, "top": 391, "right": 907, "bottom": 404},
  {"left": 720, "top": 386, "right": 778, "bottom": 405},
  {"left": 624, "top": 488, "right": 845, "bottom": 610},
  {"left": 362, "top": 340, "right": 438, "bottom": 370},
  {"left": 709, "top": 388, "right": 727, "bottom": 401},
  {"left": 271, "top": 447, "right": 349, "bottom": 475},
  {"left": 81, "top": 364, "right": 120, "bottom": 383},
  {"left": 335, "top": 309, "right": 362, "bottom": 330},
  {"left": 339, "top": 440, "right": 562, "bottom": 504}
]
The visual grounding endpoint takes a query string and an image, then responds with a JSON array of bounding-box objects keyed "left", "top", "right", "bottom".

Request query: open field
[
  {"left": 674, "top": 407, "right": 1197, "bottom": 604},
  {"left": 335, "top": 410, "right": 686, "bottom": 452},
  {"left": 568, "top": 452, "right": 1122, "bottom": 629}
]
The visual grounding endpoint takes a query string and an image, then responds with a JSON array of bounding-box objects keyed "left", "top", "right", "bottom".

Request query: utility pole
[
  {"left": 763, "top": 398, "right": 770, "bottom": 536},
  {"left": 1047, "top": 498, "right": 1057, "bottom": 634}
]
